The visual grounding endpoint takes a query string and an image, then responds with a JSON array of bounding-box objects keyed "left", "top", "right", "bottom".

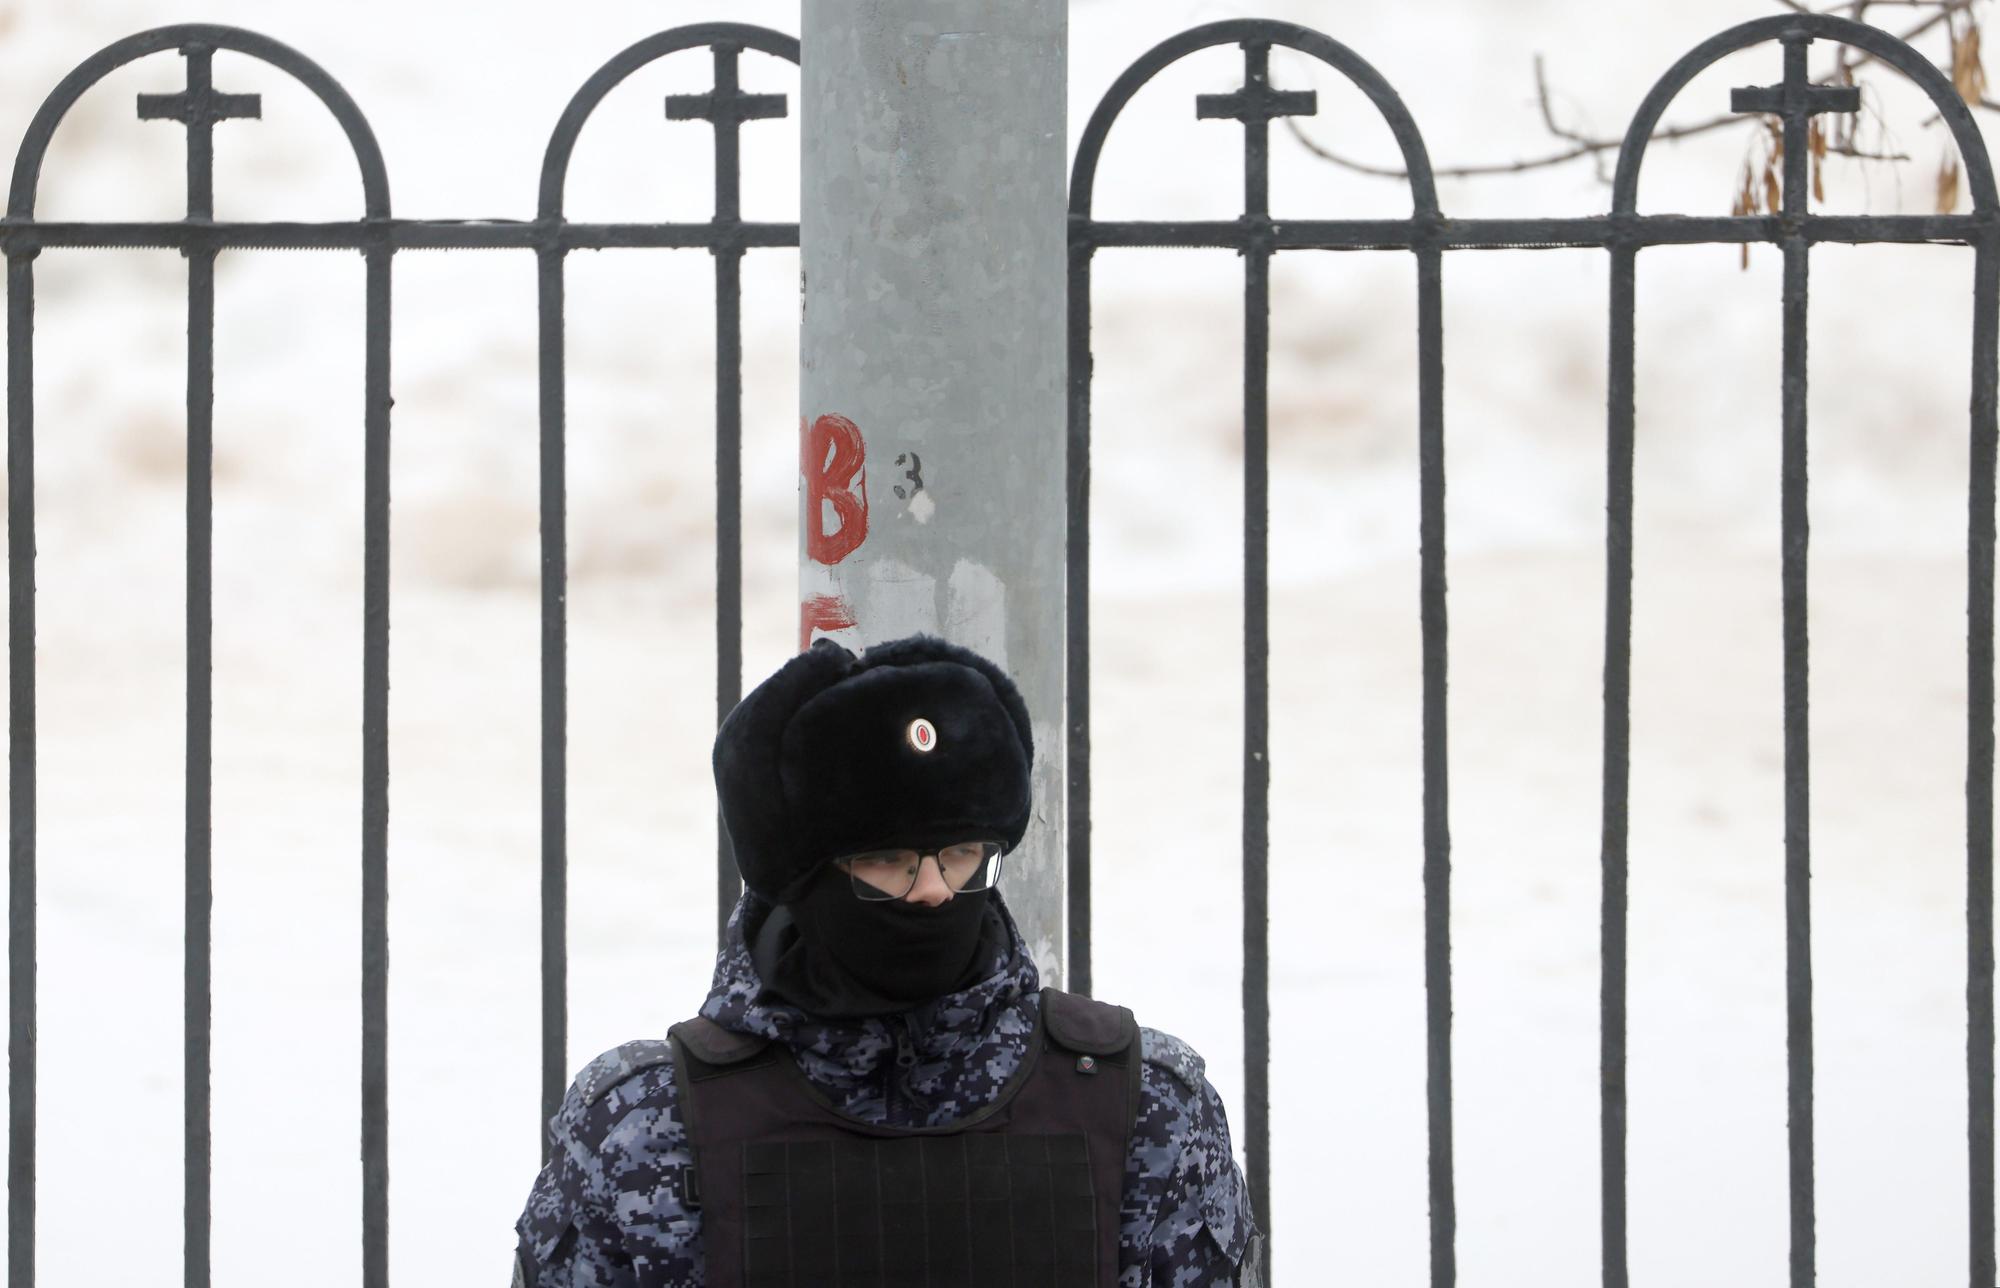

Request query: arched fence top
[
  {"left": 1069, "top": 18, "right": 1439, "bottom": 223},
  {"left": 7, "top": 23, "right": 391, "bottom": 223},
  {"left": 1612, "top": 12, "right": 1999, "bottom": 216},
  {"left": 536, "top": 22, "right": 798, "bottom": 223}
]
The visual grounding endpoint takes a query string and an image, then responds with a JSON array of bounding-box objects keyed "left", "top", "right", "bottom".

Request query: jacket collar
[{"left": 697, "top": 889, "right": 1043, "bottom": 1119}]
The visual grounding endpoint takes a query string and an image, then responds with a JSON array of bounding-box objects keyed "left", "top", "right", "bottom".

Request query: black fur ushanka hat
[{"left": 713, "top": 634, "right": 1035, "bottom": 903}]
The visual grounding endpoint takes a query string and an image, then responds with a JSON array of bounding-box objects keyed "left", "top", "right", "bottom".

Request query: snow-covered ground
[{"left": 0, "top": 0, "right": 1989, "bottom": 1283}]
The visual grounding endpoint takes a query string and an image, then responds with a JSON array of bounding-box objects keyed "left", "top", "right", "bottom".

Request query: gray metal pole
[{"left": 800, "top": 0, "right": 1069, "bottom": 986}]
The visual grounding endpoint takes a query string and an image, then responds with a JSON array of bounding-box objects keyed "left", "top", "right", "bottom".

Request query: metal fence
[
  {"left": 0, "top": 11, "right": 1993, "bottom": 1288},
  {"left": 2, "top": 21, "right": 798, "bottom": 1288},
  {"left": 1062, "top": 13, "right": 1996, "bottom": 1288}
]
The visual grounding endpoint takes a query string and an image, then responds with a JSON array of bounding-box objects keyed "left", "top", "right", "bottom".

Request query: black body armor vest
[{"left": 669, "top": 989, "right": 1142, "bottom": 1288}]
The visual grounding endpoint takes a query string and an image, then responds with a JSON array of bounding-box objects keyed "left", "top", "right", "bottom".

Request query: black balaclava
[{"left": 757, "top": 865, "right": 1006, "bottom": 1019}]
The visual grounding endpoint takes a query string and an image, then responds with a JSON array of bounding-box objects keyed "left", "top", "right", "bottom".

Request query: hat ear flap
[{"left": 713, "top": 638, "right": 858, "bottom": 899}]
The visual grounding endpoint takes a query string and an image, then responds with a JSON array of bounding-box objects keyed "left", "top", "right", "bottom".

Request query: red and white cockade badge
[{"left": 906, "top": 717, "right": 937, "bottom": 753}]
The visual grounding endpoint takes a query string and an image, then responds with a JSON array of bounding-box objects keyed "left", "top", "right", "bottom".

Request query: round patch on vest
[{"left": 907, "top": 717, "right": 938, "bottom": 753}]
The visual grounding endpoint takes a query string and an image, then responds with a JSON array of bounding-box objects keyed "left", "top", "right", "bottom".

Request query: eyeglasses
[{"left": 831, "top": 841, "right": 1005, "bottom": 902}]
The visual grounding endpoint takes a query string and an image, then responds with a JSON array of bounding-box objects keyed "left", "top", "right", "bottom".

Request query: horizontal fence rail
[
  {"left": 1065, "top": 13, "right": 1998, "bottom": 1288},
  {"left": 0, "top": 221, "right": 800, "bottom": 251},
  {"left": 2, "top": 21, "right": 798, "bottom": 1288}
]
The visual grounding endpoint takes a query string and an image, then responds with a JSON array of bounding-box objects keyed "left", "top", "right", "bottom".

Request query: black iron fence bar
[
  {"left": 670, "top": 34, "right": 791, "bottom": 939},
  {"left": 360, "top": 241, "right": 392, "bottom": 1288},
  {"left": 534, "top": 239, "right": 568, "bottom": 1171},
  {"left": 1777, "top": 34, "right": 1822, "bottom": 1284},
  {"left": 13, "top": 210, "right": 1994, "bottom": 256},
  {"left": 1415, "top": 231, "right": 1456, "bottom": 1288},
  {"left": 1223, "top": 36, "right": 1283, "bottom": 1288},
  {"left": 1766, "top": 32, "right": 1836, "bottom": 1287},
  {"left": 183, "top": 237, "right": 216, "bottom": 1288},
  {"left": 1214, "top": 33, "right": 1301, "bottom": 1283},
  {"left": 715, "top": 222, "right": 743, "bottom": 941},
  {"left": 1069, "top": 19, "right": 1449, "bottom": 1285},
  {"left": 150, "top": 37, "right": 248, "bottom": 1288},
  {"left": 0, "top": 221, "right": 798, "bottom": 252},
  {"left": 1065, "top": 227, "right": 1094, "bottom": 999},
  {"left": 529, "top": 21, "right": 798, "bottom": 1148},
  {"left": 5, "top": 249, "right": 33, "bottom": 1288},
  {"left": 1241, "top": 230, "right": 1275, "bottom": 1288},
  {"left": 1600, "top": 234, "right": 1636, "bottom": 1288},
  {"left": 1077, "top": 212, "right": 1995, "bottom": 252},
  {"left": 1969, "top": 231, "right": 1998, "bottom": 1288}
]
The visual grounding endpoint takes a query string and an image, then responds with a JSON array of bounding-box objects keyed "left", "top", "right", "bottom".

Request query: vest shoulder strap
[
  {"left": 1039, "top": 988, "right": 1138, "bottom": 1057},
  {"left": 667, "top": 1016, "right": 773, "bottom": 1078}
]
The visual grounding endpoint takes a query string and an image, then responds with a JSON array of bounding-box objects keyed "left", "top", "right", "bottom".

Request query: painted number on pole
[{"left": 892, "top": 451, "right": 922, "bottom": 499}]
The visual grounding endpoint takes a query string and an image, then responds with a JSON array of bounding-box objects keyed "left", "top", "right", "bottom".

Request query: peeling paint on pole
[{"left": 801, "top": 0, "right": 1068, "bottom": 985}]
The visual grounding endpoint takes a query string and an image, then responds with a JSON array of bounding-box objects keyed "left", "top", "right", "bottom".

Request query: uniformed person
[{"left": 515, "top": 634, "right": 1261, "bottom": 1286}]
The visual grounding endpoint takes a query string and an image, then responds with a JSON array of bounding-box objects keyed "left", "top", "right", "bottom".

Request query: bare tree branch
[
  {"left": 1280, "top": 106, "right": 1908, "bottom": 181},
  {"left": 1840, "top": 0, "right": 1978, "bottom": 78},
  {"left": 1533, "top": 54, "right": 1612, "bottom": 182},
  {"left": 1281, "top": 0, "right": 1967, "bottom": 182},
  {"left": 1278, "top": 114, "right": 1592, "bottom": 178}
]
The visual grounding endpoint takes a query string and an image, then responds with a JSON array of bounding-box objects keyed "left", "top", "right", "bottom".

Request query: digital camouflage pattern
[{"left": 515, "top": 892, "right": 1261, "bottom": 1286}]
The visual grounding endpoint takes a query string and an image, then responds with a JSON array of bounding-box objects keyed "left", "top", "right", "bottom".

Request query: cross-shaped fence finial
[
  {"left": 136, "top": 43, "right": 261, "bottom": 223},
  {"left": 1729, "top": 31, "right": 1858, "bottom": 216},
  {"left": 1195, "top": 40, "right": 1317, "bottom": 222},
  {"left": 666, "top": 39, "right": 788, "bottom": 226},
  {"left": 1195, "top": 45, "right": 1318, "bottom": 127}
]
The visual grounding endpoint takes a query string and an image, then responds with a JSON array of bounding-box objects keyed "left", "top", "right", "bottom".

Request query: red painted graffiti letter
[
  {"left": 803, "top": 413, "right": 868, "bottom": 565},
  {"left": 798, "top": 595, "right": 858, "bottom": 651}
]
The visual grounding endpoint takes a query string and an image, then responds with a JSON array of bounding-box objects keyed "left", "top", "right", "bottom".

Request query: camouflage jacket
[{"left": 514, "top": 892, "right": 1260, "bottom": 1287}]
